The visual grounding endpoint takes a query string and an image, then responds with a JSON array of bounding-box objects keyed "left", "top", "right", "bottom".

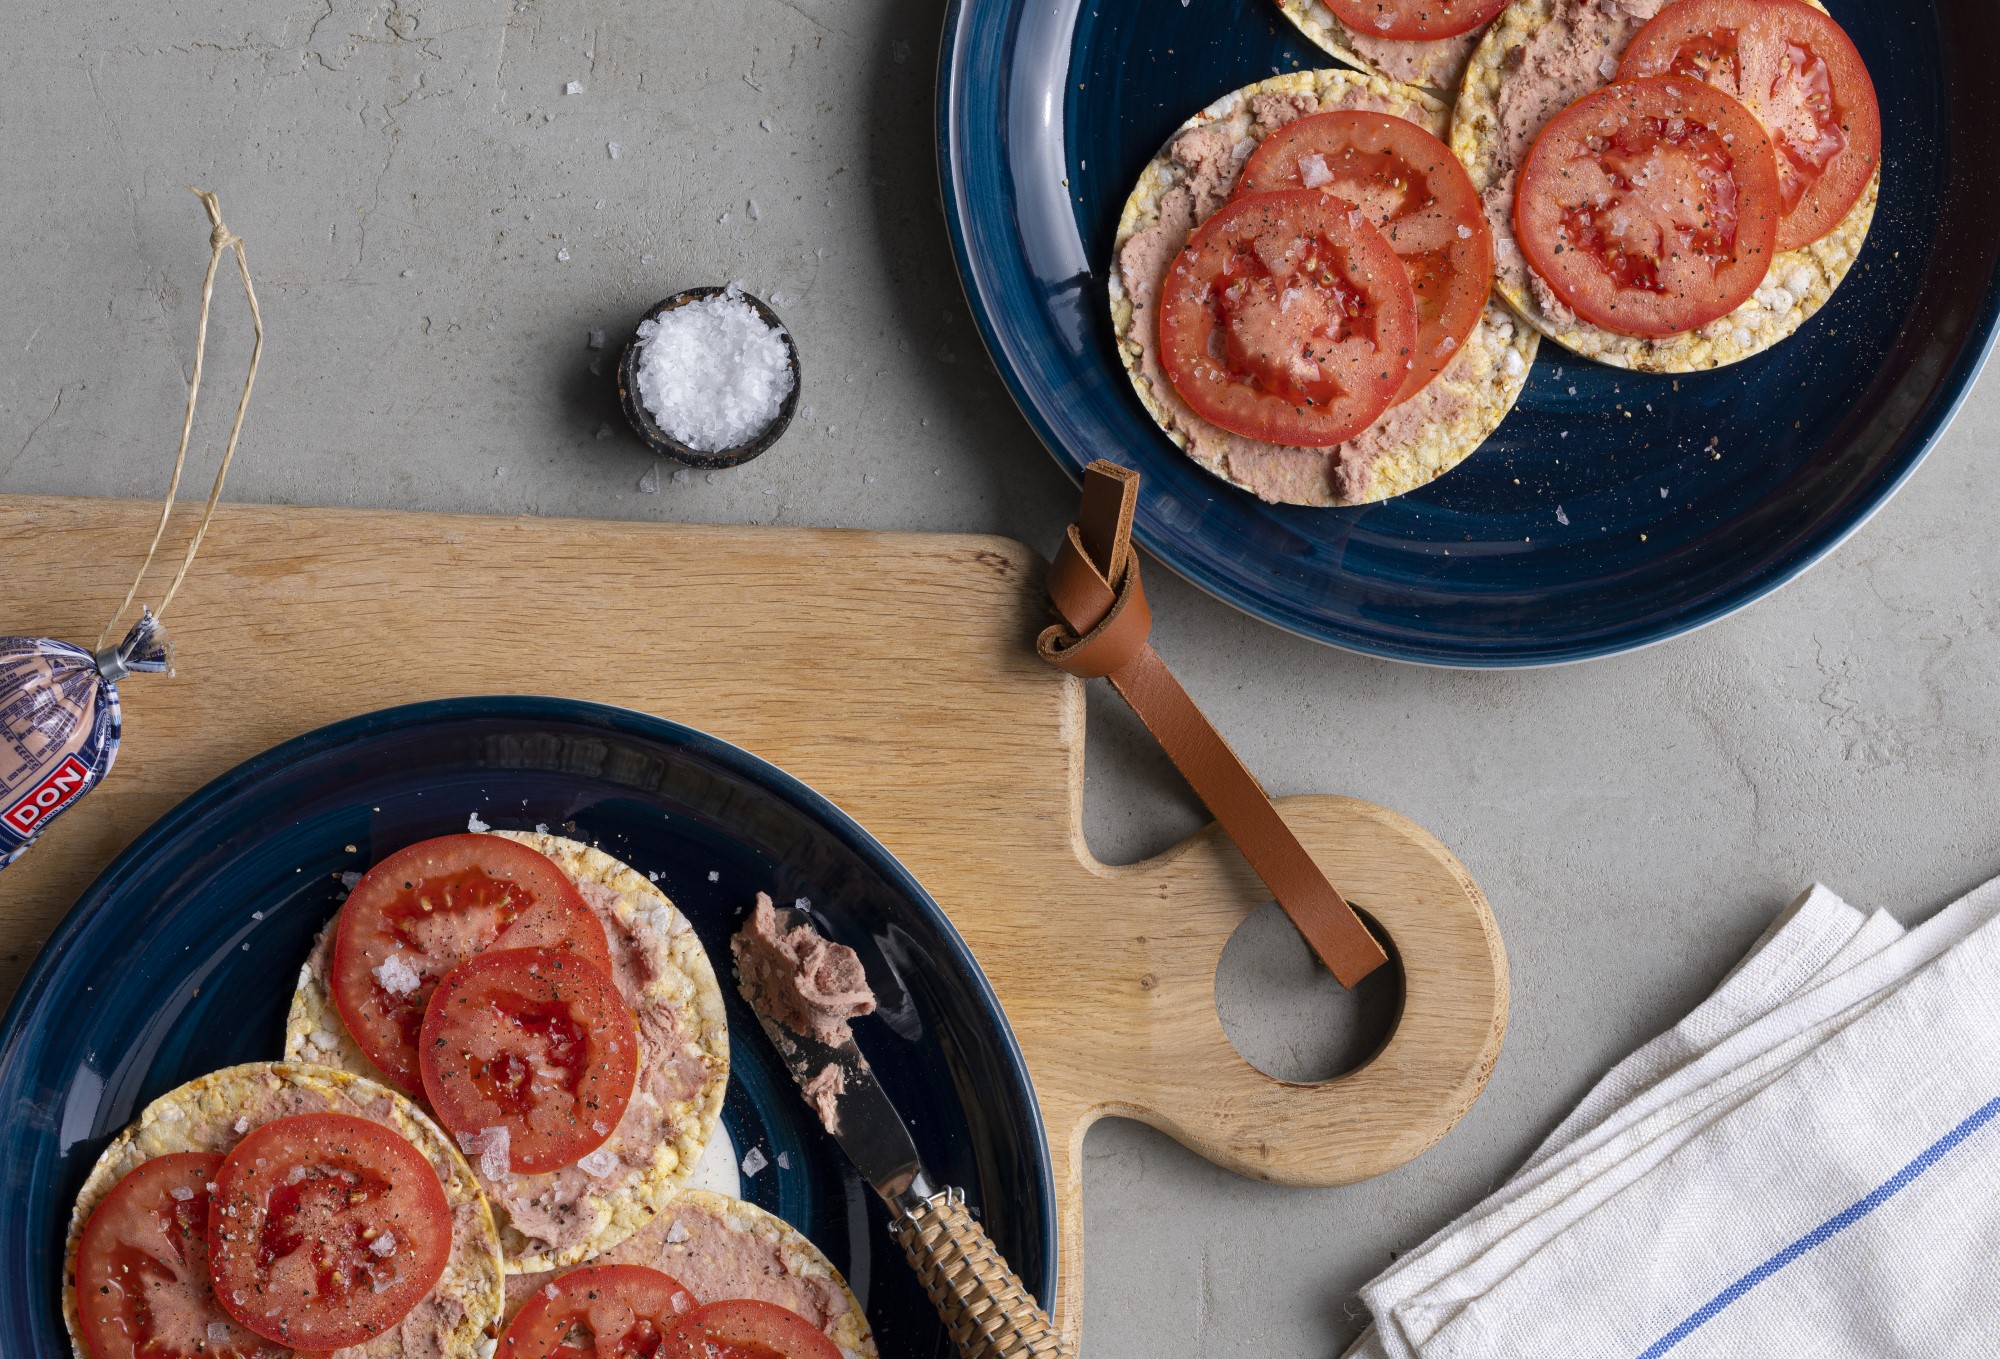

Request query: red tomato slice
[
  {"left": 419, "top": 948, "right": 639, "bottom": 1174},
  {"left": 1158, "top": 189, "right": 1418, "bottom": 447},
  {"left": 661, "top": 1300, "right": 842, "bottom": 1359},
  {"left": 1238, "top": 111, "right": 1494, "bottom": 403},
  {"left": 73, "top": 1152, "right": 271, "bottom": 1359},
  {"left": 1514, "top": 75, "right": 1781, "bottom": 337},
  {"left": 498, "top": 1264, "right": 698, "bottom": 1359},
  {"left": 1321, "top": 0, "right": 1510, "bottom": 41},
  {"left": 332, "top": 834, "right": 613, "bottom": 1094},
  {"left": 1618, "top": 0, "right": 1880, "bottom": 250},
  {"left": 206, "top": 1112, "right": 453, "bottom": 1351}
]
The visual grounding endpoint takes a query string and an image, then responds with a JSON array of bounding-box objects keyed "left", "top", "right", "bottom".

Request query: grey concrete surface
[{"left": 3, "top": 2, "right": 1997, "bottom": 1355}]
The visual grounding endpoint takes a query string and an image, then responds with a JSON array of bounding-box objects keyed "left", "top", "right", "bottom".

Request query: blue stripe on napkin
[{"left": 1637, "top": 1092, "right": 2000, "bottom": 1359}]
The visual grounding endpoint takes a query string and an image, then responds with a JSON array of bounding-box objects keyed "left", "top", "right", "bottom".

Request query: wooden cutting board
[{"left": 0, "top": 495, "right": 1506, "bottom": 1347}]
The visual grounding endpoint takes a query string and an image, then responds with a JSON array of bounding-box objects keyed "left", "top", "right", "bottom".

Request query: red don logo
[{"left": 3, "top": 755, "right": 92, "bottom": 834}]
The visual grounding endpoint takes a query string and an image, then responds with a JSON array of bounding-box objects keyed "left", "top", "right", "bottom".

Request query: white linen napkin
[{"left": 1346, "top": 872, "right": 2000, "bottom": 1358}]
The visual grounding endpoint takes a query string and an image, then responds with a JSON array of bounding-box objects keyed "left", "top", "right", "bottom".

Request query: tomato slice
[
  {"left": 1321, "top": 0, "right": 1510, "bottom": 41},
  {"left": 660, "top": 1300, "right": 842, "bottom": 1359},
  {"left": 73, "top": 1153, "right": 269, "bottom": 1359},
  {"left": 498, "top": 1264, "right": 698, "bottom": 1359},
  {"left": 419, "top": 948, "right": 639, "bottom": 1174},
  {"left": 1514, "top": 75, "right": 1781, "bottom": 337},
  {"left": 1618, "top": 0, "right": 1879, "bottom": 251},
  {"left": 1158, "top": 189, "right": 1418, "bottom": 448},
  {"left": 1238, "top": 111, "right": 1493, "bottom": 404},
  {"left": 332, "top": 834, "right": 614, "bottom": 1094},
  {"left": 206, "top": 1113, "right": 453, "bottom": 1351}
]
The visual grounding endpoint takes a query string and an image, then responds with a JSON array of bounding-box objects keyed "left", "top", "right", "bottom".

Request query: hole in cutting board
[{"left": 1215, "top": 904, "right": 1403, "bottom": 1083}]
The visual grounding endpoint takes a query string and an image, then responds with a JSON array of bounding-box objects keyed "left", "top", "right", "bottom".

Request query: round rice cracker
[
  {"left": 1449, "top": 0, "right": 1878, "bottom": 372},
  {"left": 1273, "top": 0, "right": 1492, "bottom": 93},
  {"left": 505, "top": 1189, "right": 877, "bottom": 1359},
  {"left": 62, "top": 1061, "right": 503, "bottom": 1359},
  {"left": 1109, "top": 69, "right": 1538, "bottom": 507},
  {"left": 285, "top": 830, "right": 731, "bottom": 1274}
]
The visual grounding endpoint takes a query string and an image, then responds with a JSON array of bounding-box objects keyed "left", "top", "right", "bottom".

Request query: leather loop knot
[
  {"left": 1035, "top": 523, "right": 1152, "bottom": 679},
  {"left": 1035, "top": 459, "right": 1390, "bottom": 989}
]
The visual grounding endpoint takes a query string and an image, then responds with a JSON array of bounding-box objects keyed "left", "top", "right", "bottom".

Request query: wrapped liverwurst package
[{"left": 0, "top": 614, "right": 169, "bottom": 870}]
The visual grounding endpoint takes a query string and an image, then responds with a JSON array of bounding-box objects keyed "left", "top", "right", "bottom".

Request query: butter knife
[{"left": 740, "top": 925, "right": 1068, "bottom": 1359}]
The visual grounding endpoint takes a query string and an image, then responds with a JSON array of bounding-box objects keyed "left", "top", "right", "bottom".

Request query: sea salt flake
[
  {"left": 209, "top": 1322, "right": 233, "bottom": 1343},
  {"left": 535, "top": 822, "right": 549, "bottom": 833},
  {"left": 373, "top": 952, "right": 422, "bottom": 997},
  {"left": 1297, "top": 153, "right": 1333, "bottom": 189},
  {"left": 370, "top": 1231, "right": 397, "bottom": 1257},
  {"left": 760, "top": 118, "right": 773, "bottom": 131},
  {"left": 309, "top": 1030, "right": 339, "bottom": 1051},
  {"left": 1598, "top": 53, "right": 1617, "bottom": 77},
  {"left": 632, "top": 296, "right": 795, "bottom": 452},
  {"left": 544, "top": 1283, "right": 560, "bottom": 1300},
  {"left": 171, "top": 1185, "right": 196, "bottom": 1201},
  {"left": 1457, "top": 223, "right": 1473, "bottom": 238},
  {"left": 741, "top": 1147, "right": 768, "bottom": 1177},
  {"left": 672, "top": 468, "right": 690, "bottom": 485},
  {"left": 556, "top": 247, "right": 571, "bottom": 262},
  {"left": 467, "top": 812, "right": 490, "bottom": 832},
  {"left": 794, "top": 896, "right": 811, "bottom": 910},
  {"left": 587, "top": 330, "right": 606, "bottom": 349},
  {"left": 665, "top": 1220, "right": 691, "bottom": 1244},
  {"left": 566, "top": 80, "right": 583, "bottom": 94},
  {"left": 748, "top": 200, "right": 762, "bottom": 220},
  {"left": 473, "top": 1126, "right": 512, "bottom": 1180},
  {"left": 608, "top": 142, "right": 622, "bottom": 159},
  {"left": 578, "top": 1146, "right": 619, "bottom": 1178},
  {"left": 1660, "top": 487, "right": 1669, "bottom": 498},
  {"left": 640, "top": 465, "right": 661, "bottom": 494},
  {"left": 1555, "top": 506, "right": 1570, "bottom": 526},
  {"left": 234, "top": 1116, "right": 251, "bottom": 1134},
  {"left": 707, "top": 870, "right": 719, "bottom": 882},
  {"left": 776, "top": 1151, "right": 791, "bottom": 1169}
]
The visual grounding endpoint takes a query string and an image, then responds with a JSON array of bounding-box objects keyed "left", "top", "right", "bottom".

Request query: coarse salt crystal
[
  {"left": 794, "top": 896, "right": 811, "bottom": 909},
  {"left": 1457, "top": 223, "right": 1473, "bottom": 238},
  {"left": 566, "top": 80, "right": 583, "bottom": 94},
  {"left": 556, "top": 247, "right": 571, "bottom": 262},
  {"left": 578, "top": 1146, "right": 619, "bottom": 1177},
  {"left": 171, "top": 1185, "right": 195, "bottom": 1201},
  {"left": 1599, "top": 54, "right": 1617, "bottom": 78},
  {"left": 672, "top": 468, "right": 690, "bottom": 485},
  {"left": 467, "top": 812, "right": 490, "bottom": 832},
  {"left": 665, "top": 1220, "right": 690, "bottom": 1244},
  {"left": 373, "top": 952, "right": 422, "bottom": 997},
  {"left": 707, "top": 870, "right": 720, "bottom": 882},
  {"left": 1555, "top": 506, "right": 1570, "bottom": 526},
  {"left": 475, "top": 1126, "right": 511, "bottom": 1180},
  {"left": 640, "top": 465, "right": 661, "bottom": 494},
  {"left": 608, "top": 142, "right": 622, "bottom": 158},
  {"left": 760, "top": 118, "right": 773, "bottom": 131},
  {"left": 545, "top": 1283, "right": 560, "bottom": 1300},
  {"left": 633, "top": 295, "right": 794, "bottom": 452},
  {"left": 777, "top": 1151, "right": 791, "bottom": 1169},
  {"left": 234, "top": 1116, "right": 251, "bottom": 1134},
  {"left": 371, "top": 1231, "right": 397, "bottom": 1256},
  {"left": 309, "top": 1030, "right": 338, "bottom": 1051},
  {"left": 534, "top": 822, "right": 549, "bottom": 833},
  {"left": 741, "top": 1147, "right": 768, "bottom": 1177},
  {"left": 209, "top": 1322, "right": 234, "bottom": 1343},
  {"left": 1297, "top": 153, "right": 1333, "bottom": 189}
]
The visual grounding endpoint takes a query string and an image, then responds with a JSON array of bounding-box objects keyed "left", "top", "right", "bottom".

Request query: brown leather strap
[{"left": 1038, "top": 460, "right": 1389, "bottom": 988}]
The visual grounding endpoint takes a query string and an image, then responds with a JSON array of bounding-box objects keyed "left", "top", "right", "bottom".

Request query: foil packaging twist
[{"left": 0, "top": 613, "right": 169, "bottom": 870}]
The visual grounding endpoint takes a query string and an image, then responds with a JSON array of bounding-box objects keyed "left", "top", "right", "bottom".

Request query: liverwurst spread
[{"left": 731, "top": 893, "right": 877, "bottom": 1048}]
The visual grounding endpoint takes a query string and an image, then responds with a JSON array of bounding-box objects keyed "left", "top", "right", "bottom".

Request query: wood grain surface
[{"left": 0, "top": 495, "right": 1507, "bottom": 1347}]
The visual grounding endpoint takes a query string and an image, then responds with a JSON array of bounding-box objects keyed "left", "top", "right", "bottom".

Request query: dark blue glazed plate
[
  {"left": 939, "top": 0, "right": 2000, "bottom": 665},
  {"left": 0, "top": 697, "right": 1053, "bottom": 1359}
]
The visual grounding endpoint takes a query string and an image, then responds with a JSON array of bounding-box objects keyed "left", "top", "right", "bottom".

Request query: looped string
[{"left": 96, "top": 187, "right": 264, "bottom": 652}]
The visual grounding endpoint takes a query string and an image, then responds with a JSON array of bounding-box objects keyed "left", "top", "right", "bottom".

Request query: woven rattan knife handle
[{"left": 888, "top": 1187, "right": 1070, "bottom": 1358}]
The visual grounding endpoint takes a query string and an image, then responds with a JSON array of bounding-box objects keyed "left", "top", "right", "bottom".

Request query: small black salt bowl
[{"left": 616, "top": 286, "right": 802, "bottom": 470}]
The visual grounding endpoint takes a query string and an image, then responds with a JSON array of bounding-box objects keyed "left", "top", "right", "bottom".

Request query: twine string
[{"left": 96, "top": 188, "right": 264, "bottom": 652}]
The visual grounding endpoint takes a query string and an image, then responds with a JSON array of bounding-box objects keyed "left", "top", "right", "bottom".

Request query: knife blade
[
  {"left": 736, "top": 905, "right": 1070, "bottom": 1357},
  {"left": 746, "top": 1004, "right": 931, "bottom": 1203}
]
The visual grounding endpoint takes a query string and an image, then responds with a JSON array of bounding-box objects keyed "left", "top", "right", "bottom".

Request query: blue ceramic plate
[
  {"left": 0, "top": 697, "right": 1053, "bottom": 1359},
  {"left": 939, "top": 0, "right": 2000, "bottom": 665}
]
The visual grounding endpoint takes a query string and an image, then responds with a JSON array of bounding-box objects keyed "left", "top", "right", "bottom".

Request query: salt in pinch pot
[{"left": 617, "top": 286, "right": 802, "bottom": 470}]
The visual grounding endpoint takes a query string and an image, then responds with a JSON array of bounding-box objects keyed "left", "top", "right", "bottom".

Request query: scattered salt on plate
[{"left": 633, "top": 291, "right": 794, "bottom": 453}]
